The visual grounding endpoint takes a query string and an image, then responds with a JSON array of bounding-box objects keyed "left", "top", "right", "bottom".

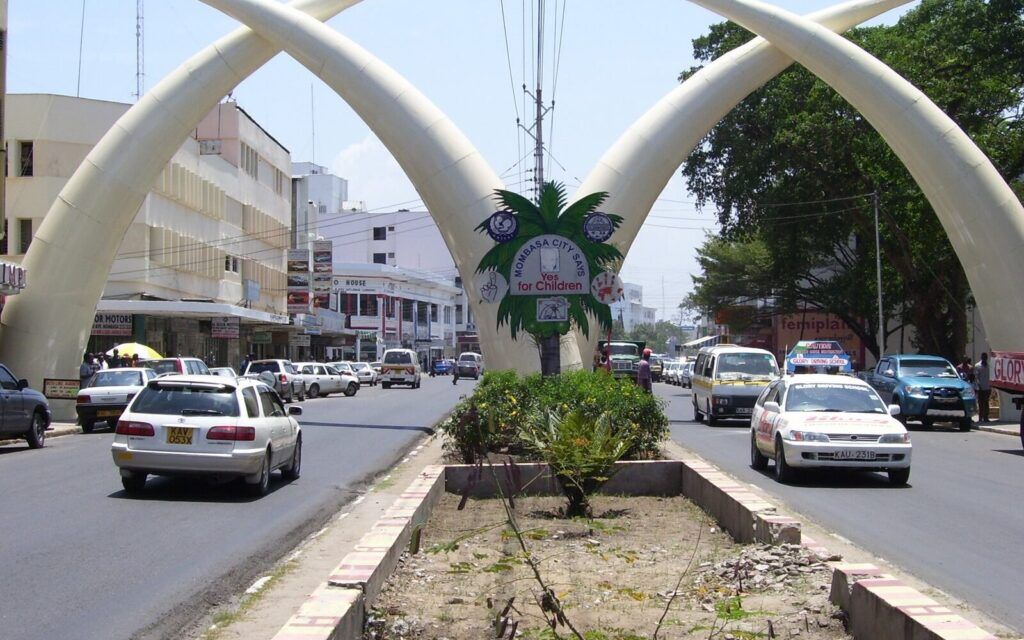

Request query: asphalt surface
[
  {"left": 0, "top": 374, "right": 473, "bottom": 640},
  {"left": 657, "top": 383, "right": 1024, "bottom": 634}
]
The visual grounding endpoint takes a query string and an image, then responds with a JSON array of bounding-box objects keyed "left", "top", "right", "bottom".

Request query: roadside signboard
[
  {"left": 92, "top": 313, "right": 133, "bottom": 337},
  {"left": 990, "top": 351, "right": 1024, "bottom": 394},
  {"left": 211, "top": 317, "right": 239, "bottom": 339},
  {"left": 287, "top": 249, "right": 312, "bottom": 314},
  {"left": 43, "top": 378, "right": 79, "bottom": 400},
  {"left": 784, "top": 340, "right": 853, "bottom": 373}
]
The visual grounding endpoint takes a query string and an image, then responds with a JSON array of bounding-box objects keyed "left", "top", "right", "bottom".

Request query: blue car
[
  {"left": 432, "top": 359, "right": 453, "bottom": 376},
  {"left": 862, "top": 354, "right": 976, "bottom": 431}
]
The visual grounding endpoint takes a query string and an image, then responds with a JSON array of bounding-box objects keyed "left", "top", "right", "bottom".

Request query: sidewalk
[
  {"left": 974, "top": 419, "right": 1021, "bottom": 437},
  {"left": 0, "top": 421, "right": 80, "bottom": 447}
]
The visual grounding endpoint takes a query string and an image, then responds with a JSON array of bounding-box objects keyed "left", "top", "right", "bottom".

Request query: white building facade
[
  {"left": 610, "top": 282, "right": 657, "bottom": 332},
  {"left": 3, "top": 95, "right": 293, "bottom": 367}
]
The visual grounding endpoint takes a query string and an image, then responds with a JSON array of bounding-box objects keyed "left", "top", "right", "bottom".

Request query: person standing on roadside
[
  {"left": 974, "top": 352, "right": 992, "bottom": 422},
  {"left": 957, "top": 357, "right": 974, "bottom": 383},
  {"left": 79, "top": 353, "right": 95, "bottom": 389},
  {"left": 637, "top": 348, "right": 653, "bottom": 394},
  {"left": 110, "top": 349, "right": 121, "bottom": 368}
]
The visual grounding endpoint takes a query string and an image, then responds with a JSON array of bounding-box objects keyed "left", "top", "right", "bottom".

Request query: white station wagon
[
  {"left": 111, "top": 376, "right": 303, "bottom": 496},
  {"left": 749, "top": 374, "right": 912, "bottom": 486}
]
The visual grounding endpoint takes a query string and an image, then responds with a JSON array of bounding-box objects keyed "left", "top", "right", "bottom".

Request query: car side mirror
[
  {"left": 884, "top": 369, "right": 895, "bottom": 378},
  {"left": 888, "top": 404, "right": 901, "bottom": 416},
  {"left": 288, "top": 406, "right": 303, "bottom": 416},
  {"left": 17, "top": 379, "right": 29, "bottom": 390},
  {"left": 764, "top": 401, "right": 781, "bottom": 413}
]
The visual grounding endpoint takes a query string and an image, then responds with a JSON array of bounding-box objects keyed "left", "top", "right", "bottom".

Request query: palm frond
[
  {"left": 538, "top": 183, "right": 568, "bottom": 230},
  {"left": 554, "top": 191, "right": 608, "bottom": 237},
  {"left": 495, "top": 189, "right": 546, "bottom": 229}
]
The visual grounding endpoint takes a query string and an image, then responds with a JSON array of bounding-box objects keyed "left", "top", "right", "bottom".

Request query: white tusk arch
[
  {"left": 0, "top": 0, "right": 363, "bottom": 396},
  {"left": 198, "top": 0, "right": 569, "bottom": 373},
  {"left": 686, "top": 0, "right": 1024, "bottom": 351},
  {"left": 571, "top": 0, "right": 908, "bottom": 360}
]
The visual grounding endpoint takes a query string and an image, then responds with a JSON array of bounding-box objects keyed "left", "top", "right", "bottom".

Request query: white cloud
[{"left": 330, "top": 133, "right": 422, "bottom": 210}]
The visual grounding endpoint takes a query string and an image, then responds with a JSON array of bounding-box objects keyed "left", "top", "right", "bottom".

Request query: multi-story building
[
  {"left": 2, "top": 95, "right": 293, "bottom": 368},
  {"left": 291, "top": 161, "right": 348, "bottom": 249},
  {"left": 609, "top": 282, "right": 657, "bottom": 333}
]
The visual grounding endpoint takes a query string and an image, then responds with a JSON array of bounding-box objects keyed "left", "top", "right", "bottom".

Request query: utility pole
[
  {"left": 521, "top": 0, "right": 551, "bottom": 203},
  {"left": 874, "top": 191, "right": 885, "bottom": 358},
  {"left": 77, "top": 0, "right": 86, "bottom": 97},
  {"left": 134, "top": 0, "right": 144, "bottom": 100}
]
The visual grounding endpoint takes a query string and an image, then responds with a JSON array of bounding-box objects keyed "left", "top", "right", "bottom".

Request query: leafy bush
[
  {"left": 440, "top": 370, "right": 667, "bottom": 463},
  {"left": 520, "top": 410, "right": 631, "bottom": 517}
]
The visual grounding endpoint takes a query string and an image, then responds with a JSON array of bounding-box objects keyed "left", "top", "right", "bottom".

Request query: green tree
[
  {"left": 681, "top": 0, "right": 1024, "bottom": 361},
  {"left": 476, "top": 182, "right": 624, "bottom": 375},
  {"left": 621, "top": 320, "right": 694, "bottom": 354}
]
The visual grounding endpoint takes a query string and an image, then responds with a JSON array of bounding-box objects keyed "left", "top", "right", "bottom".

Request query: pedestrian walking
[
  {"left": 974, "top": 352, "right": 992, "bottom": 422},
  {"left": 957, "top": 357, "right": 975, "bottom": 383},
  {"left": 80, "top": 353, "right": 95, "bottom": 389},
  {"left": 637, "top": 348, "right": 653, "bottom": 394},
  {"left": 240, "top": 352, "right": 254, "bottom": 374}
]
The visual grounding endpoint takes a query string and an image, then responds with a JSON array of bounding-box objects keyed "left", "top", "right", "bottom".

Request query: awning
[
  {"left": 682, "top": 334, "right": 724, "bottom": 348},
  {"left": 96, "top": 299, "right": 290, "bottom": 325}
]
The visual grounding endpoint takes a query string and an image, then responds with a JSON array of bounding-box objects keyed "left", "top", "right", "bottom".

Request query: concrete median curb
[
  {"left": 268, "top": 453, "right": 1009, "bottom": 640},
  {"left": 976, "top": 423, "right": 1020, "bottom": 437}
]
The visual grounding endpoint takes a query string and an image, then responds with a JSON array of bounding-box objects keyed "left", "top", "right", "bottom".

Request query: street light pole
[{"left": 874, "top": 191, "right": 885, "bottom": 357}]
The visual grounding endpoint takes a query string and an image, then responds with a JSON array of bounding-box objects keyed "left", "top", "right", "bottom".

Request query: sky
[{"left": 6, "top": 0, "right": 912, "bottom": 322}]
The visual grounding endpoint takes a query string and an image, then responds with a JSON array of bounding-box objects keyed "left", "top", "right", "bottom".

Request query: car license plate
[
  {"left": 166, "top": 426, "right": 194, "bottom": 445},
  {"left": 927, "top": 409, "right": 965, "bottom": 417},
  {"left": 834, "top": 449, "right": 876, "bottom": 461},
  {"left": 97, "top": 409, "right": 121, "bottom": 418},
  {"left": 736, "top": 408, "right": 753, "bottom": 415}
]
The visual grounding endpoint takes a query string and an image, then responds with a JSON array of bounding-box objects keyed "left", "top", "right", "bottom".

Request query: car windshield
[
  {"left": 717, "top": 353, "right": 778, "bottom": 380},
  {"left": 132, "top": 384, "right": 240, "bottom": 416},
  {"left": 247, "top": 362, "right": 280, "bottom": 375},
  {"left": 608, "top": 344, "right": 638, "bottom": 357},
  {"left": 90, "top": 370, "right": 143, "bottom": 387},
  {"left": 142, "top": 360, "right": 180, "bottom": 375},
  {"left": 785, "top": 383, "right": 887, "bottom": 414},
  {"left": 459, "top": 354, "right": 477, "bottom": 362},
  {"left": 384, "top": 352, "right": 413, "bottom": 364},
  {"left": 352, "top": 363, "right": 369, "bottom": 371},
  {"left": 899, "top": 359, "right": 958, "bottom": 378}
]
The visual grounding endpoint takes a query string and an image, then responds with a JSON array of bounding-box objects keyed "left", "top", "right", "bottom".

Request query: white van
[
  {"left": 381, "top": 348, "right": 422, "bottom": 389},
  {"left": 691, "top": 345, "right": 779, "bottom": 426}
]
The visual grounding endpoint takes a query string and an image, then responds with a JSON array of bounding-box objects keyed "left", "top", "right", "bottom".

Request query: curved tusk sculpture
[
  {"left": 686, "top": 0, "right": 1024, "bottom": 351},
  {"left": 0, "top": 0, "right": 364, "bottom": 395},
  {"left": 571, "top": 0, "right": 909, "bottom": 362},
  {"left": 198, "top": 0, "right": 568, "bottom": 373}
]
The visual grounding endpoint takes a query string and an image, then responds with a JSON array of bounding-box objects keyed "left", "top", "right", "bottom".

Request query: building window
[
  {"left": 240, "top": 143, "right": 259, "bottom": 179},
  {"left": 18, "top": 218, "right": 33, "bottom": 254},
  {"left": 387, "top": 225, "right": 395, "bottom": 232},
  {"left": 373, "top": 226, "right": 387, "bottom": 241},
  {"left": 359, "top": 294, "right": 379, "bottom": 316},
  {"left": 444, "top": 306, "right": 452, "bottom": 324},
  {"left": 225, "top": 255, "right": 240, "bottom": 273},
  {"left": 455, "top": 304, "right": 463, "bottom": 325},
  {"left": 430, "top": 304, "right": 438, "bottom": 323},
  {"left": 402, "top": 299, "right": 414, "bottom": 322},
  {"left": 318, "top": 204, "right": 327, "bottom": 214},
  {"left": 373, "top": 253, "right": 387, "bottom": 265},
  {"left": 0, "top": 219, "right": 7, "bottom": 255},
  {"left": 18, "top": 141, "right": 33, "bottom": 177}
]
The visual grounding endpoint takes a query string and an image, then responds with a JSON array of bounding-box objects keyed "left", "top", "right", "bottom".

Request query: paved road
[
  {"left": 656, "top": 383, "right": 1024, "bottom": 634},
  {"left": 0, "top": 375, "right": 472, "bottom": 640}
]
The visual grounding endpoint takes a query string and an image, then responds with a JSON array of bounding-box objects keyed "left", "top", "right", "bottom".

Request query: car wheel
[
  {"left": 281, "top": 437, "right": 302, "bottom": 481},
  {"left": 774, "top": 436, "right": 796, "bottom": 484},
  {"left": 344, "top": 382, "right": 358, "bottom": 397},
  {"left": 308, "top": 384, "right": 320, "bottom": 399},
  {"left": 247, "top": 450, "right": 272, "bottom": 497},
  {"left": 121, "top": 472, "right": 147, "bottom": 494},
  {"left": 921, "top": 418, "right": 934, "bottom": 429},
  {"left": 26, "top": 411, "right": 46, "bottom": 449},
  {"left": 750, "top": 432, "right": 769, "bottom": 471},
  {"left": 283, "top": 387, "right": 293, "bottom": 403},
  {"left": 888, "top": 467, "right": 910, "bottom": 486},
  {"left": 692, "top": 398, "right": 704, "bottom": 423},
  {"left": 81, "top": 419, "right": 95, "bottom": 434},
  {"left": 297, "top": 385, "right": 306, "bottom": 402},
  {"left": 959, "top": 418, "right": 972, "bottom": 432},
  {"left": 382, "top": 382, "right": 391, "bottom": 389}
]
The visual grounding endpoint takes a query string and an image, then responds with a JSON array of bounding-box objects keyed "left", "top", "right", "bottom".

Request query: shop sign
[
  {"left": 312, "top": 240, "right": 333, "bottom": 274},
  {"left": 0, "top": 262, "right": 27, "bottom": 296},
  {"left": 331, "top": 277, "right": 395, "bottom": 294},
  {"left": 509, "top": 235, "right": 590, "bottom": 296},
  {"left": 287, "top": 290, "right": 311, "bottom": 315},
  {"left": 211, "top": 317, "right": 239, "bottom": 339},
  {"left": 252, "top": 331, "right": 272, "bottom": 344},
  {"left": 313, "top": 274, "right": 332, "bottom": 293},
  {"left": 287, "top": 249, "right": 311, "bottom": 273},
  {"left": 92, "top": 313, "right": 133, "bottom": 337},
  {"left": 288, "top": 333, "right": 311, "bottom": 347},
  {"left": 43, "top": 378, "right": 79, "bottom": 400}
]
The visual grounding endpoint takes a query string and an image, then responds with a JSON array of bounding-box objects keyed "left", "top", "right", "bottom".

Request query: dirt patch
[{"left": 365, "top": 493, "right": 851, "bottom": 639}]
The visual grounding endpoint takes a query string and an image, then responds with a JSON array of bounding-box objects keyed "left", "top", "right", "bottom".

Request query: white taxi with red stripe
[{"left": 749, "top": 374, "right": 912, "bottom": 485}]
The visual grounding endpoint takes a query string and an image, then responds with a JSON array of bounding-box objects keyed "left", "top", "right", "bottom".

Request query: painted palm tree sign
[{"left": 475, "top": 182, "right": 624, "bottom": 374}]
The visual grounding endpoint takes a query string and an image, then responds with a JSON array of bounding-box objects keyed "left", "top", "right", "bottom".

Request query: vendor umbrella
[{"left": 106, "top": 343, "right": 162, "bottom": 360}]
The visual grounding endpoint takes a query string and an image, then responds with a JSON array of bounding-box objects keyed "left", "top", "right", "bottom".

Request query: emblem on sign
[
  {"left": 486, "top": 210, "right": 519, "bottom": 243},
  {"left": 591, "top": 271, "right": 625, "bottom": 304},
  {"left": 474, "top": 271, "right": 509, "bottom": 304},
  {"left": 583, "top": 212, "right": 614, "bottom": 243},
  {"left": 536, "top": 297, "right": 569, "bottom": 322}
]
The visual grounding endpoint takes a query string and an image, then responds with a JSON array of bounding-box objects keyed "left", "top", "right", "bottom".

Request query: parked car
[
  {"left": 294, "top": 362, "right": 359, "bottom": 397},
  {"left": 681, "top": 362, "right": 695, "bottom": 389},
  {"left": 666, "top": 361, "right": 682, "bottom": 385},
  {"left": 0, "top": 363, "right": 51, "bottom": 448},
  {"left": 650, "top": 356, "right": 664, "bottom": 382},
  {"left": 110, "top": 375, "right": 303, "bottom": 495},
  {"left": 77, "top": 367, "right": 156, "bottom": 432},
  {"left": 139, "top": 357, "right": 211, "bottom": 376},
  {"left": 455, "top": 352, "right": 483, "bottom": 380},
  {"left": 692, "top": 345, "right": 779, "bottom": 425},
  {"left": 348, "top": 362, "right": 378, "bottom": 386},
  {"left": 432, "top": 359, "right": 454, "bottom": 376},
  {"left": 242, "top": 359, "right": 306, "bottom": 402},
  {"left": 370, "top": 361, "right": 382, "bottom": 375},
  {"left": 860, "top": 354, "right": 975, "bottom": 431},
  {"left": 380, "top": 349, "right": 422, "bottom": 389},
  {"left": 750, "top": 374, "right": 912, "bottom": 485},
  {"left": 209, "top": 367, "right": 238, "bottom": 379}
]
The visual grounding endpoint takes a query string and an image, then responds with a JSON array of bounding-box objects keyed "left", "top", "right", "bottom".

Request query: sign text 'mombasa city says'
[{"left": 509, "top": 235, "right": 590, "bottom": 296}]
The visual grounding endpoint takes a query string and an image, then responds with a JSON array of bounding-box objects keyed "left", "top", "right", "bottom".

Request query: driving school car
[{"left": 750, "top": 375, "right": 912, "bottom": 485}]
